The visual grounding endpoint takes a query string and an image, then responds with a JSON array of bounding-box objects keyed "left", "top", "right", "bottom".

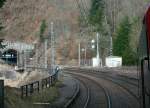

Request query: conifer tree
[
  {"left": 0, "top": 0, "right": 5, "bottom": 8},
  {"left": 89, "top": 0, "right": 105, "bottom": 31},
  {"left": 113, "top": 16, "right": 137, "bottom": 65},
  {"left": 39, "top": 20, "right": 46, "bottom": 41}
]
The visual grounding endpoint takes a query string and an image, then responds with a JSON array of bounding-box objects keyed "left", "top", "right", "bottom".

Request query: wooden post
[
  {"left": 30, "top": 84, "right": 33, "bottom": 95},
  {"left": 37, "top": 82, "right": 40, "bottom": 92},
  {"left": 21, "top": 86, "right": 23, "bottom": 98},
  {"left": 49, "top": 77, "right": 51, "bottom": 87},
  {"left": 46, "top": 79, "right": 48, "bottom": 88},
  {"left": 0, "top": 80, "right": 4, "bottom": 108},
  {"left": 25, "top": 85, "right": 28, "bottom": 97}
]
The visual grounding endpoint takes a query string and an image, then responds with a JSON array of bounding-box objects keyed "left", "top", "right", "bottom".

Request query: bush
[
  {"left": 122, "top": 48, "right": 137, "bottom": 65},
  {"left": 0, "top": 0, "right": 6, "bottom": 8},
  {"left": 39, "top": 20, "right": 47, "bottom": 41}
]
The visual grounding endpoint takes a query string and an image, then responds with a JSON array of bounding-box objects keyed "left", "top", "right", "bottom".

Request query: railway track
[
  {"left": 64, "top": 73, "right": 111, "bottom": 108},
  {"left": 63, "top": 76, "right": 89, "bottom": 108},
  {"left": 65, "top": 68, "right": 139, "bottom": 99},
  {"left": 64, "top": 68, "right": 140, "bottom": 108},
  {"left": 66, "top": 77, "right": 89, "bottom": 108}
]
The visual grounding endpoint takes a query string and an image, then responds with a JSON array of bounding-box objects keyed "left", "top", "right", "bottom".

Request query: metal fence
[
  {"left": 20, "top": 71, "right": 58, "bottom": 98},
  {"left": 80, "top": 59, "right": 92, "bottom": 66}
]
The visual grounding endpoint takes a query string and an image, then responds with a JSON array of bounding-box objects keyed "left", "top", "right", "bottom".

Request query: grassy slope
[{"left": 5, "top": 83, "right": 60, "bottom": 108}]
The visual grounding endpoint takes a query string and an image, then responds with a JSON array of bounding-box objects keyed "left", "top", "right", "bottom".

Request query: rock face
[{"left": 0, "top": 0, "right": 80, "bottom": 43}]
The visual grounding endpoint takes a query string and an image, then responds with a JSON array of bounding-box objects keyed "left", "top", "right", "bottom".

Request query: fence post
[
  {"left": 25, "top": 85, "right": 28, "bottom": 97},
  {"left": 49, "top": 77, "right": 51, "bottom": 87},
  {"left": 37, "top": 81, "right": 40, "bottom": 92},
  {"left": 30, "top": 84, "right": 33, "bottom": 95},
  {"left": 21, "top": 86, "right": 23, "bottom": 98},
  {"left": 46, "top": 79, "right": 48, "bottom": 88},
  {"left": 51, "top": 76, "right": 54, "bottom": 85},
  {"left": 41, "top": 80, "right": 44, "bottom": 89},
  {"left": 0, "top": 80, "right": 4, "bottom": 108}
]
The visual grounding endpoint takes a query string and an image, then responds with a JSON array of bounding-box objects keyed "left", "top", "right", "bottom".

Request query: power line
[{"left": 74, "top": 0, "right": 88, "bottom": 25}]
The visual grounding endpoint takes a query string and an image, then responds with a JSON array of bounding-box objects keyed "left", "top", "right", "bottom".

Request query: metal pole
[
  {"left": 84, "top": 48, "right": 86, "bottom": 66},
  {"left": 96, "top": 33, "right": 100, "bottom": 66},
  {"left": 24, "top": 50, "right": 26, "bottom": 71},
  {"left": 110, "top": 36, "right": 113, "bottom": 56},
  {"left": 35, "top": 45, "right": 38, "bottom": 70},
  {"left": 17, "top": 51, "right": 19, "bottom": 67},
  {"left": 96, "top": 33, "right": 100, "bottom": 59},
  {"left": 50, "top": 22, "right": 55, "bottom": 74},
  {"left": 78, "top": 43, "right": 81, "bottom": 67},
  {"left": 45, "top": 39, "right": 48, "bottom": 68}
]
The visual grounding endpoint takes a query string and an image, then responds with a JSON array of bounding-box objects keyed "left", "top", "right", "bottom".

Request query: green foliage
[
  {"left": 122, "top": 47, "right": 137, "bottom": 65},
  {"left": 113, "top": 17, "right": 131, "bottom": 56},
  {"left": 89, "top": 0, "right": 105, "bottom": 31},
  {"left": 0, "top": 0, "right": 5, "bottom": 41},
  {"left": 0, "top": 0, "right": 5, "bottom": 8},
  {"left": 39, "top": 20, "right": 46, "bottom": 41},
  {"left": 0, "top": 39, "right": 6, "bottom": 49},
  {"left": 113, "top": 16, "right": 137, "bottom": 65}
]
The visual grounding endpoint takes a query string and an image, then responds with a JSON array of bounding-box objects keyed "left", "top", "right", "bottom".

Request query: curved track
[
  {"left": 64, "top": 73, "right": 110, "bottom": 108},
  {"left": 65, "top": 68, "right": 139, "bottom": 99},
  {"left": 67, "top": 77, "right": 89, "bottom": 108},
  {"left": 64, "top": 68, "right": 140, "bottom": 108}
]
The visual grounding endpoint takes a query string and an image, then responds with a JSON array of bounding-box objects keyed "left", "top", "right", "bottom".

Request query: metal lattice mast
[
  {"left": 44, "top": 39, "right": 48, "bottom": 68},
  {"left": 35, "top": 46, "right": 38, "bottom": 69},
  {"left": 24, "top": 50, "right": 27, "bottom": 71},
  {"left": 50, "top": 22, "right": 55, "bottom": 74},
  {"left": 104, "top": 15, "right": 113, "bottom": 56},
  {"left": 17, "top": 51, "right": 19, "bottom": 67}
]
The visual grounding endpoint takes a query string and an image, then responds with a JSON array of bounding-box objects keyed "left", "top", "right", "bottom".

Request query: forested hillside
[
  {"left": 0, "top": 0, "right": 79, "bottom": 42},
  {"left": 0, "top": 0, "right": 149, "bottom": 65},
  {"left": 85, "top": 0, "right": 149, "bottom": 65}
]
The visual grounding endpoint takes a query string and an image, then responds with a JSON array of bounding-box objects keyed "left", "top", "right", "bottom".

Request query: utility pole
[
  {"left": 84, "top": 47, "right": 87, "bottom": 66},
  {"left": 96, "top": 33, "right": 100, "bottom": 60},
  {"left": 44, "top": 39, "right": 48, "bottom": 68},
  {"left": 50, "top": 22, "right": 55, "bottom": 74},
  {"left": 24, "top": 50, "right": 26, "bottom": 71},
  {"left": 17, "top": 51, "right": 19, "bottom": 67},
  {"left": 36, "top": 47, "right": 38, "bottom": 69},
  {"left": 110, "top": 36, "right": 113, "bottom": 56},
  {"left": 78, "top": 42, "right": 81, "bottom": 67},
  {"left": 96, "top": 32, "right": 102, "bottom": 67},
  {"left": 104, "top": 15, "right": 113, "bottom": 56}
]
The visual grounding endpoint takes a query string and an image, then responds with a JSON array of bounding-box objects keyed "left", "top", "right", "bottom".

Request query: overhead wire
[
  {"left": 76, "top": 0, "right": 96, "bottom": 34},
  {"left": 75, "top": 0, "right": 88, "bottom": 25}
]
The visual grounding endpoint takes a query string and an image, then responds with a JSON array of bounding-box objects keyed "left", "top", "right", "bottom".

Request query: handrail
[{"left": 21, "top": 70, "right": 59, "bottom": 98}]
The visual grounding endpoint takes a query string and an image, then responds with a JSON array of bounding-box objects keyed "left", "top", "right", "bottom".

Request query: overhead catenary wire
[{"left": 74, "top": 0, "right": 96, "bottom": 36}]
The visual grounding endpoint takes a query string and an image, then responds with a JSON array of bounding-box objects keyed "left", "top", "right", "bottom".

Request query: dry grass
[
  {"left": 5, "top": 83, "right": 60, "bottom": 108},
  {"left": 0, "top": 0, "right": 79, "bottom": 43}
]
